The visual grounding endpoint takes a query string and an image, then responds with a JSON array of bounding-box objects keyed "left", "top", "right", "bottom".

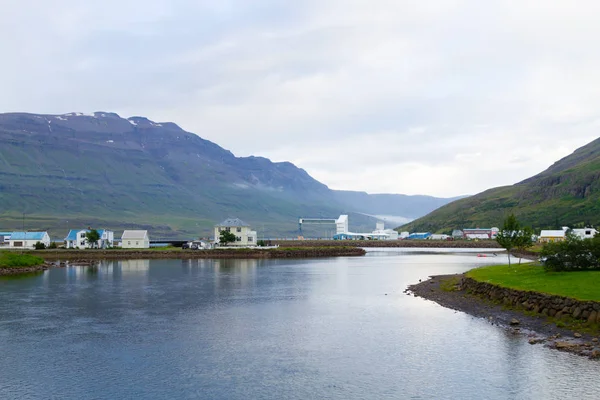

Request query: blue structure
[
  {"left": 407, "top": 232, "right": 432, "bottom": 240},
  {"left": 8, "top": 232, "right": 47, "bottom": 241}
]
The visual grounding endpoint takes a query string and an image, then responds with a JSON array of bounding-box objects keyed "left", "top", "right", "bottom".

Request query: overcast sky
[{"left": 1, "top": 1, "right": 599, "bottom": 197}]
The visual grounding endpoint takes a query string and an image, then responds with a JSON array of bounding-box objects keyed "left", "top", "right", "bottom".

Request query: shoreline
[
  {"left": 408, "top": 274, "right": 600, "bottom": 359},
  {"left": 274, "top": 239, "right": 503, "bottom": 248},
  {"left": 0, "top": 264, "right": 51, "bottom": 276},
  {"left": 23, "top": 246, "right": 366, "bottom": 263}
]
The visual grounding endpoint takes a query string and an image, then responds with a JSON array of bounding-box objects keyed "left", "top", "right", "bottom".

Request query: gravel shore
[{"left": 407, "top": 274, "right": 600, "bottom": 359}]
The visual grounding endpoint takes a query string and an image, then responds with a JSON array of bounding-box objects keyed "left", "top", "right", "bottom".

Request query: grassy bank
[
  {"left": 0, "top": 252, "right": 45, "bottom": 268},
  {"left": 466, "top": 264, "right": 600, "bottom": 302}
]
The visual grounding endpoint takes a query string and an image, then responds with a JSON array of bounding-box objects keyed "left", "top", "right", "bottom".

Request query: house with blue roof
[
  {"left": 65, "top": 229, "right": 114, "bottom": 249},
  {"left": 0, "top": 231, "right": 12, "bottom": 244},
  {"left": 8, "top": 232, "right": 51, "bottom": 249}
]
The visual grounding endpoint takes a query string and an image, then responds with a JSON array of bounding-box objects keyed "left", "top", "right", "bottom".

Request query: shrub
[
  {"left": 48, "top": 242, "right": 58, "bottom": 249},
  {"left": 34, "top": 241, "right": 46, "bottom": 250},
  {"left": 541, "top": 235, "right": 600, "bottom": 271}
]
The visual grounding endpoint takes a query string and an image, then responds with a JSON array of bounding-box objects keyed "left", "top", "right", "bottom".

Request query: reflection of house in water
[{"left": 119, "top": 260, "right": 150, "bottom": 273}]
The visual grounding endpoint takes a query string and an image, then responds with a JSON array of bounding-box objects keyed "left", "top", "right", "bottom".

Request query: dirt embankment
[
  {"left": 274, "top": 240, "right": 502, "bottom": 248},
  {"left": 0, "top": 264, "right": 52, "bottom": 276},
  {"left": 407, "top": 275, "right": 600, "bottom": 359},
  {"left": 26, "top": 247, "right": 366, "bottom": 263}
]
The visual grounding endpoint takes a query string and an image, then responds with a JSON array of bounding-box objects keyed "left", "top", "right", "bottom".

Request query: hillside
[
  {"left": 401, "top": 136, "right": 600, "bottom": 233},
  {"left": 0, "top": 112, "right": 455, "bottom": 238}
]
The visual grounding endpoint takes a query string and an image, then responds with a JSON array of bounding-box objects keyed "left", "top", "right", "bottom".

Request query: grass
[
  {"left": 466, "top": 263, "right": 600, "bottom": 302},
  {"left": 0, "top": 252, "right": 44, "bottom": 268},
  {"left": 440, "top": 276, "right": 461, "bottom": 292}
]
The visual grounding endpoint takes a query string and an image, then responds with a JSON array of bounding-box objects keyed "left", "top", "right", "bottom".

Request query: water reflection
[{"left": 0, "top": 254, "right": 598, "bottom": 400}]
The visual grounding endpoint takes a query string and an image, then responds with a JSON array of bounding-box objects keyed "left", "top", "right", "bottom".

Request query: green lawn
[
  {"left": 0, "top": 252, "right": 44, "bottom": 268},
  {"left": 466, "top": 264, "right": 600, "bottom": 302}
]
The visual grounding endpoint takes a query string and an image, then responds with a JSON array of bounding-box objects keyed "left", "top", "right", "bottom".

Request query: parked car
[{"left": 184, "top": 240, "right": 212, "bottom": 250}]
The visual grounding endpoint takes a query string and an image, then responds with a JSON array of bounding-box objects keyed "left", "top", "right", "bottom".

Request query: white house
[
  {"left": 572, "top": 228, "right": 598, "bottom": 240},
  {"left": 214, "top": 218, "right": 257, "bottom": 246},
  {"left": 539, "top": 227, "right": 568, "bottom": 243},
  {"left": 8, "top": 231, "right": 51, "bottom": 249},
  {"left": 121, "top": 230, "right": 150, "bottom": 248},
  {"left": 65, "top": 229, "right": 115, "bottom": 249}
]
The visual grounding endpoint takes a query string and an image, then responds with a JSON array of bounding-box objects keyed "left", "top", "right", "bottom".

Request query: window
[
  {"left": 80, "top": 241, "right": 85, "bottom": 246},
  {"left": 586, "top": 230, "right": 591, "bottom": 235},
  {"left": 128, "top": 241, "right": 131, "bottom": 245},
  {"left": 248, "top": 237, "right": 253, "bottom": 242},
  {"left": 225, "top": 227, "right": 231, "bottom": 232},
  {"left": 237, "top": 227, "right": 241, "bottom": 232},
  {"left": 236, "top": 236, "right": 241, "bottom": 241},
  {"left": 136, "top": 241, "right": 139, "bottom": 245},
  {"left": 80, "top": 233, "right": 86, "bottom": 238}
]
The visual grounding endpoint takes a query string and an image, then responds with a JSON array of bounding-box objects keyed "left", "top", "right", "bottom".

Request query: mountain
[
  {"left": 400, "top": 136, "right": 600, "bottom": 233},
  {"left": 0, "top": 112, "right": 456, "bottom": 238}
]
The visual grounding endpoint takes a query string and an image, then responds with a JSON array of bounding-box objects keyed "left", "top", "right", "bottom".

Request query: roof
[
  {"left": 540, "top": 230, "right": 566, "bottom": 237},
  {"left": 215, "top": 218, "right": 249, "bottom": 227},
  {"left": 121, "top": 230, "right": 148, "bottom": 240},
  {"left": 65, "top": 229, "right": 108, "bottom": 241},
  {"left": 9, "top": 231, "right": 48, "bottom": 240},
  {"left": 0, "top": 231, "right": 12, "bottom": 236}
]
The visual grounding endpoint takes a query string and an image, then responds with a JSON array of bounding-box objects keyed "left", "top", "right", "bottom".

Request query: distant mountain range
[
  {"left": 0, "top": 112, "right": 458, "bottom": 238},
  {"left": 401, "top": 136, "right": 600, "bottom": 233}
]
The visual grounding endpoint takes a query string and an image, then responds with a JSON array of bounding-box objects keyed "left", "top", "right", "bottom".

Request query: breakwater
[
  {"left": 274, "top": 240, "right": 502, "bottom": 248},
  {"left": 26, "top": 247, "right": 366, "bottom": 262}
]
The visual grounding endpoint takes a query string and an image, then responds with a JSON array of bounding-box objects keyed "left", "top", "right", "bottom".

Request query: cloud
[{"left": 1, "top": 1, "right": 599, "bottom": 197}]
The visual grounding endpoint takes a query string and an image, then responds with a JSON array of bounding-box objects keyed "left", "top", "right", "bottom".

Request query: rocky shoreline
[
  {"left": 407, "top": 274, "right": 600, "bottom": 359},
  {"left": 0, "top": 263, "right": 52, "bottom": 276}
]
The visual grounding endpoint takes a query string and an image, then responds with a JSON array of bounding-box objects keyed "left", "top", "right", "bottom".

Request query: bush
[
  {"left": 257, "top": 240, "right": 266, "bottom": 247},
  {"left": 34, "top": 241, "right": 46, "bottom": 250},
  {"left": 48, "top": 242, "right": 58, "bottom": 249},
  {"left": 540, "top": 235, "right": 600, "bottom": 271}
]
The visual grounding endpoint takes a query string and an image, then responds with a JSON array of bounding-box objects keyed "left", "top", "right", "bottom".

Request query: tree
[
  {"left": 219, "top": 230, "right": 237, "bottom": 246},
  {"left": 495, "top": 214, "right": 521, "bottom": 266},
  {"left": 514, "top": 226, "right": 534, "bottom": 264},
  {"left": 85, "top": 229, "right": 101, "bottom": 249}
]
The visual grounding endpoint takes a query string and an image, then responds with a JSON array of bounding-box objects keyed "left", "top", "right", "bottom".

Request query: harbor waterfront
[{"left": 0, "top": 250, "right": 598, "bottom": 399}]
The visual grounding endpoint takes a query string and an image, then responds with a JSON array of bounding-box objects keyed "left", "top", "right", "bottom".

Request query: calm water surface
[{"left": 0, "top": 251, "right": 599, "bottom": 399}]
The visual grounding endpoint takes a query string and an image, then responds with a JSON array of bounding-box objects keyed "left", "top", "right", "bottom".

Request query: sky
[{"left": 1, "top": 0, "right": 599, "bottom": 198}]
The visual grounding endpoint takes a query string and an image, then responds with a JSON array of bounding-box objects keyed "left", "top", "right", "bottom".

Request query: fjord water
[{"left": 1, "top": 252, "right": 598, "bottom": 399}]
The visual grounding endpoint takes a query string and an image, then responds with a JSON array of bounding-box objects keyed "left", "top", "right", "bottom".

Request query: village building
[
  {"left": 407, "top": 232, "right": 432, "bottom": 240},
  {"left": 572, "top": 228, "right": 598, "bottom": 240},
  {"left": 121, "top": 230, "right": 150, "bottom": 249},
  {"left": 538, "top": 228, "right": 568, "bottom": 243},
  {"left": 64, "top": 229, "right": 115, "bottom": 249},
  {"left": 214, "top": 218, "right": 257, "bottom": 246},
  {"left": 428, "top": 234, "right": 450, "bottom": 240},
  {"left": 463, "top": 228, "right": 499, "bottom": 240},
  {"left": 0, "top": 231, "right": 12, "bottom": 245},
  {"left": 8, "top": 231, "right": 51, "bottom": 249}
]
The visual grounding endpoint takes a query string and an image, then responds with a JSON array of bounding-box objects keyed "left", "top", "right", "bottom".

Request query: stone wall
[{"left": 461, "top": 277, "right": 600, "bottom": 324}]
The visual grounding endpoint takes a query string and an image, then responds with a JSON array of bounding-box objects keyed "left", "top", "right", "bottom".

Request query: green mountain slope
[
  {"left": 401, "top": 137, "right": 600, "bottom": 233},
  {"left": 0, "top": 112, "right": 456, "bottom": 238}
]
